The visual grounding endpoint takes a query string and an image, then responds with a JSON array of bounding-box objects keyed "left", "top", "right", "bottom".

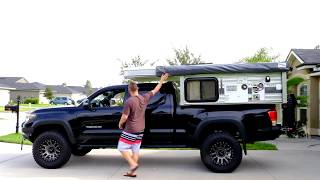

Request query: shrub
[
  {"left": 23, "top": 98, "right": 39, "bottom": 104},
  {"left": 287, "top": 77, "right": 304, "bottom": 92}
]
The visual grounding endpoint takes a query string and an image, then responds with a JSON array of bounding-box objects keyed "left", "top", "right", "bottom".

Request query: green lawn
[
  {"left": 156, "top": 142, "right": 277, "bottom": 150},
  {"left": 0, "top": 133, "right": 277, "bottom": 150},
  {"left": 0, "top": 133, "right": 32, "bottom": 145},
  {"left": 246, "top": 142, "right": 277, "bottom": 150},
  {"left": 20, "top": 104, "right": 55, "bottom": 108},
  {"left": 0, "top": 104, "right": 57, "bottom": 112}
]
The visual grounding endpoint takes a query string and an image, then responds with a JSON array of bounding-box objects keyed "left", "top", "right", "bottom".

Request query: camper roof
[
  {"left": 124, "top": 62, "right": 288, "bottom": 80},
  {"left": 155, "top": 62, "right": 288, "bottom": 76}
]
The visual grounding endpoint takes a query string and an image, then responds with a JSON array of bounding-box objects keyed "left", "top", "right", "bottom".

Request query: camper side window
[{"left": 185, "top": 77, "right": 219, "bottom": 102}]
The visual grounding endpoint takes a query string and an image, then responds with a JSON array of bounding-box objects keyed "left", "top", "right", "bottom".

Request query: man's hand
[
  {"left": 160, "top": 73, "right": 169, "bottom": 83},
  {"left": 151, "top": 73, "right": 169, "bottom": 95},
  {"left": 118, "top": 114, "right": 128, "bottom": 130},
  {"left": 118, "top": 121, "right": 124, "bottom": 129}
]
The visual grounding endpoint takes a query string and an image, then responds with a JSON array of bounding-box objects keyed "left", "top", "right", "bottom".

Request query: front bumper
[{"left": 21, "top": 122, "right": 34, "bottom": 140}]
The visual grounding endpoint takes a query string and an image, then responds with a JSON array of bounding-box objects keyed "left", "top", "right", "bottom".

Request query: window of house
[
  {"left": 185, "top": 77, "right": 219, "bottom": 102},
  {"left": 299, "top": 84, "right": 308, "bottom": 96}
]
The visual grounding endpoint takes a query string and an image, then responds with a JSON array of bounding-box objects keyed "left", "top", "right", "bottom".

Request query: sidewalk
[
  {"left": 0, "top": 112, "right": 26, "bottom": 135},
  {"left": 268, "top": 135, "right": 320, "bottom": 151}
]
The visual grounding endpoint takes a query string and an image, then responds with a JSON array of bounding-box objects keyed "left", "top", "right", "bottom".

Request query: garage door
[{"left": 0, "top": 89, "right": 10, "bottom": 106}]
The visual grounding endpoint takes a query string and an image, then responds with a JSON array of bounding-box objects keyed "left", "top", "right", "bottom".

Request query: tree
[
  {"left": 167, "top": 46, "right": 203, "bottom": 65},
  {"left": 44, "top": 87, "right": 54, "bottom": 100},
  {"left": 120, "top": 56, "right": 157, "bottom": 75},
  {"left": 84, "top": 80, "right": 93, "bottom": 96},
  {"left": 314, "top": 45, "right": 320, "bottom": 49},
  {"left": 239, "top": 48, "right": 279, "bottom": 63},
  {"left": 62, "top": 82, "right": 67, "bottom": 86}
]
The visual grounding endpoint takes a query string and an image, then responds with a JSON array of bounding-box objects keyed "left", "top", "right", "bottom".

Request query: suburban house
[
  {"left": 0, "top": 84, "right": 14, "bottom": 106},
  {"left": 286, "top": 49, "right": 320, "bottom": 136},
  {"left": 0, "top": 77, "right": 97, "bottom": 104},
  {"left": 47, "top": 85, "right": 88, "bottom": 102},
  {"left": 0, "top": 77, "right": 48, "bottom": 104}
]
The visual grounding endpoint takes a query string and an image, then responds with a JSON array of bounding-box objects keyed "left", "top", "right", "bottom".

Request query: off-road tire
[
  {"left": 32, "top": 131, "right": 71, "bottom": 169},
  {"left": 200, "top": 132, "right": 242, "bottom": 173}
]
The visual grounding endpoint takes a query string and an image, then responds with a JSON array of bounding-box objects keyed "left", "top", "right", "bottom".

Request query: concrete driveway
[{"left": 1, "top": 138, "right": 320, "bottom": 180}]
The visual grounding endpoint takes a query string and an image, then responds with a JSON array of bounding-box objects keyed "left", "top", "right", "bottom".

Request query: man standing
[{"left": 118, "top": 73, "right": 169, "bottom": 177}]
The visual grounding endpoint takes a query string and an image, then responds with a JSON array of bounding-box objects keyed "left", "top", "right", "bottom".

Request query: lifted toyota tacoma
[
  {"left": 22, "top": 63, "right": 286, "bottom": 173},
  {"left": 22, "top": 82, "right": 282, "bottom": 172}
]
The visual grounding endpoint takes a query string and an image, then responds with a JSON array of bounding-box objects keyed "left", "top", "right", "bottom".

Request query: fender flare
[
  {"left": 32, "top": 120, "right": 76, "bottom": 144},
  {"left": 194, "top": 118, "right": 247, "bottom": 155}
]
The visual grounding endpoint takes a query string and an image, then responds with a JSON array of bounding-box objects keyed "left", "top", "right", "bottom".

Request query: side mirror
[
  {"left": 110, "top": 98, "right": 116, "bottom": 107},
  {"left": 82, "top": 99, "right": 93, "bottom": 110}
]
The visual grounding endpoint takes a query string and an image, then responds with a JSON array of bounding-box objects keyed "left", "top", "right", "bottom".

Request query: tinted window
[
  {"left": 139, "top": 91, "right": 165, "bottom": 105},
  {"left": 90, "top": 89, "right": 125, "bottom": 108},
  {"left": 185, "top": 77, "right": 218, "bottom": 102}
]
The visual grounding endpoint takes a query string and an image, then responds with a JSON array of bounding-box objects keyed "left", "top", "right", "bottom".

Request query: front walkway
[{"left": 269, "top": 135, "right": 320, "bottom": 151}]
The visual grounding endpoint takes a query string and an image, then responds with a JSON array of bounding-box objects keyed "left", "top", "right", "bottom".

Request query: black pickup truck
[{"left": 22, "top": 82, "right": 282, "bottom": 173}]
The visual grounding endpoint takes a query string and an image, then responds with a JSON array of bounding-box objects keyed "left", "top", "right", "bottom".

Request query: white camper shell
[{"left": 124, "top": 63, "right": 288, "bottom": 106}]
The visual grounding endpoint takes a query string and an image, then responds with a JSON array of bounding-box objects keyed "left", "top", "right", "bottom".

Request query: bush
[
  {"left": 287, "top": 77, "right": 304, "bottom": 92},
  {"left": 296, "top": 95, "right": 308, "bottom": 107},
  {"left": 23, "top": 98, "right": 39, "bottom": 104}
]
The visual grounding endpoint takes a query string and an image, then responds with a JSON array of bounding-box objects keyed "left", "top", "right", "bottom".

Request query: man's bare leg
[
  {"left": 120, "top": 151, "right": 138, "bottom": 169},
  {"left": 132, "top": 152, "right": 139, "bottom": 164}
]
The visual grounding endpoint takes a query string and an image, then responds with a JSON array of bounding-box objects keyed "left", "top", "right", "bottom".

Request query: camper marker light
[
  {"left": 241, "top": 84, "right": 248, "bottom": 90},
  {"left": 265, "top": 76, "right": 271, "bottom": 82}
]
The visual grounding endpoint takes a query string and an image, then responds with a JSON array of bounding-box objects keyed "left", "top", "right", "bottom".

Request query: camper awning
[{"left": 155, "top": 63, "right": 288, "bottom": 76}]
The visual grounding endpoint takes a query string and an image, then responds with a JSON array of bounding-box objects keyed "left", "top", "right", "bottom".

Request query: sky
[{"left": 1, "top": 0, "right": 320, "bottom": 87}]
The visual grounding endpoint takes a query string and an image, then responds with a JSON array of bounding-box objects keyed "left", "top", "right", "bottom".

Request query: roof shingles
[{"left": 292, "top": 49, "right": 320, "bottom": 65}]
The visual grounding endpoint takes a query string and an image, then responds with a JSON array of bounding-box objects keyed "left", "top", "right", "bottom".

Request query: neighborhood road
[
  {"left": 0, "top": 112, "right": 26, "bottom": 135},
  {"left": 1, "top": 138, "right": 320, "bottom": 180}
]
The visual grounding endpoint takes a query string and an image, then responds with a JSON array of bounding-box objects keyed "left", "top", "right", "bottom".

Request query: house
[
  {"left": 286, "top": 49, "right": 320, "bottom": 136},
  {"left": 0, "top": 77, "right": 48, "bottom": 104},
  {"left": 0, "top": 77, "right": 100, "bottom": 104},
  {"left": 46, "top": 85, "right": 87, "bottom": 102},
  {"left": 0, "top": 84, "right": 14, "bottom": 106}
]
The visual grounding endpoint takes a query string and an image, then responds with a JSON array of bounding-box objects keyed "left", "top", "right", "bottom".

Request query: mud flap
[
  {"left": 20, "top": 136, "right": 24, "bottom": 151},
  {"left": 242, "top": 141, "right": 247, "bottom": 155}
]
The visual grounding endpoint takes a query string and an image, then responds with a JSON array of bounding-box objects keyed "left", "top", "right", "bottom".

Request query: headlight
[{"left": 25, "top": 113, "right": 36, "bottom": 122}]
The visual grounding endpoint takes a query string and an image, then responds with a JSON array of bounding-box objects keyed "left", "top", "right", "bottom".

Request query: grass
[
  {"left": 0, "top": 133, "right": 277, "bottom": 150},
  {"left": 20, "top": 104, "right": 55, "bottom": 108},
  {"left": 246, "top": 142, "right": 277, "bottom": 150},
  {"left": 0, "top": 104, "right": 58, "bottom": 112},
  {"left": 0, "top": 133, "right": 32, "bottom": 145},
  {"left": 157, "top": 142, "right": 277, "bottom": 150}
]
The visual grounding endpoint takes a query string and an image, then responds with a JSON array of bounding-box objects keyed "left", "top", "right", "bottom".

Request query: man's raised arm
[{"left": 151, "top": 73, "right": 169, "bottom": 95}]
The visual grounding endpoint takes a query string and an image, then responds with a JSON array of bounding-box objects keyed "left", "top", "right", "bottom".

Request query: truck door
[
  {"left": 76, "top": 88, "right": 125, "bottom": 145},
  {"left": 139, "top": 88, "right": 175, "bottom": 146}
]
